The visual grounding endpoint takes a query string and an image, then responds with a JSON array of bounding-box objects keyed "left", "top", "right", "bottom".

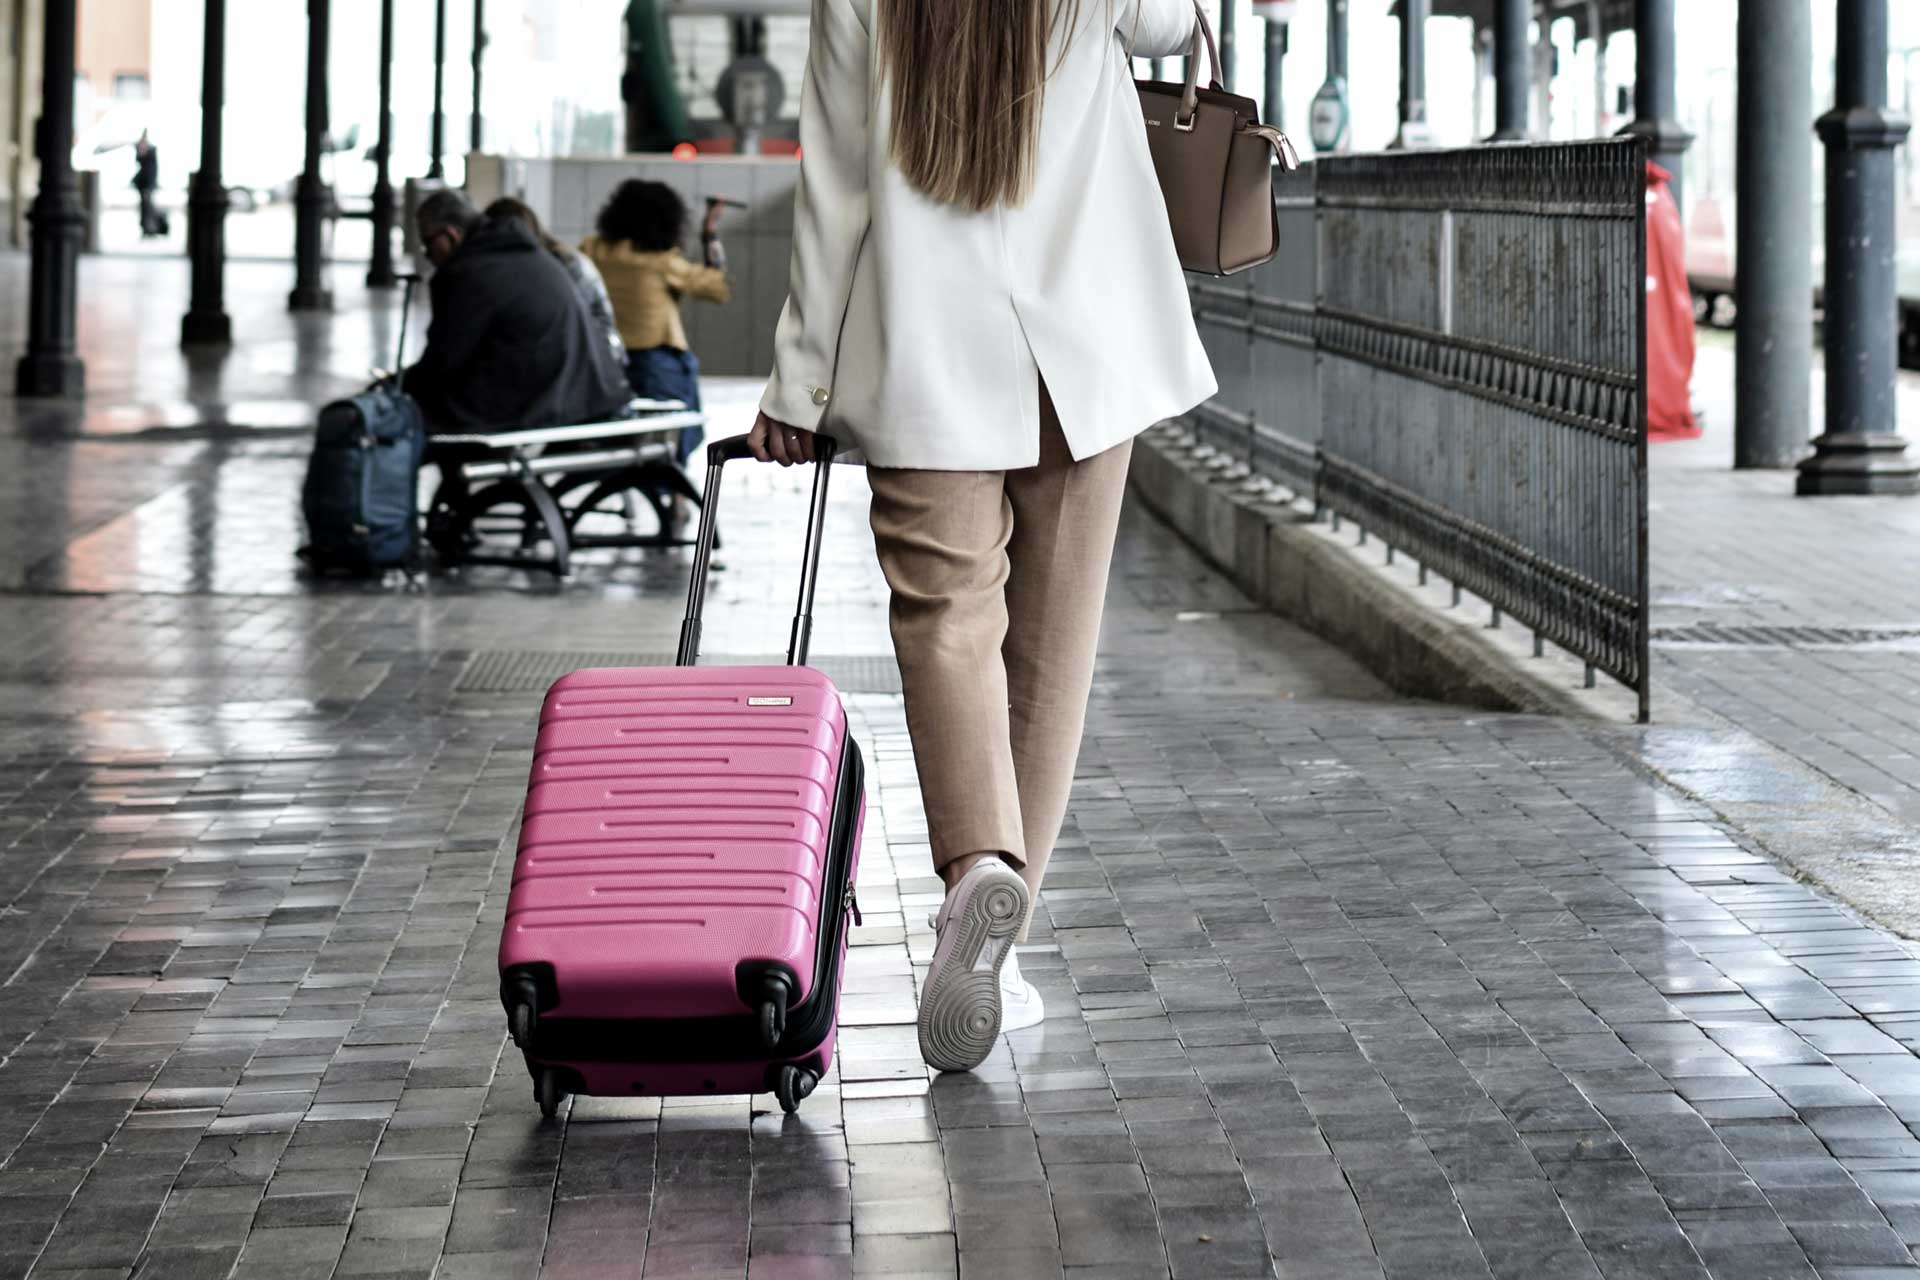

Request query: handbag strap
[{"left": 1178, "top": 3, "right": 1224, "bottom": 127}]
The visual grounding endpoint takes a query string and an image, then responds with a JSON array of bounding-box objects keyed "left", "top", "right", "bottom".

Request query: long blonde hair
[{"left": 879, "top": 0, "right": 1085, "bottom": 212}]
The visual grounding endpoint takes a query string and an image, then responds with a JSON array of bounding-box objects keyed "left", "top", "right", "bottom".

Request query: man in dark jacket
[
  {"left": 406, "top": 189, "right": 632, "bottom": 561},
  {"left": 404, "top": 188, "right": 631, "bottom": 435}
]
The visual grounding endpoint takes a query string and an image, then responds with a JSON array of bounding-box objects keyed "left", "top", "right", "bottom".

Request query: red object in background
[
  {"left": 1646, "top": 161, "right": 1700, "bottom": 441},
  {"left": 672, "top": 142, "right": 698, "bottom": 160},
  {"left": 688, "top": 137, "right": 802, "bottom": 157}
]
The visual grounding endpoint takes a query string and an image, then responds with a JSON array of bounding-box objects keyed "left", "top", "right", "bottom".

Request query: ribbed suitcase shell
[{"left": 501, "top": 663, "right": 863, "bottom": 1101}]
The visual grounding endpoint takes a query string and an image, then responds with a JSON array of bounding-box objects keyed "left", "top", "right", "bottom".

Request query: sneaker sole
[{"left": 917, "top": 871, "right": 1028, "bottom": 1073}]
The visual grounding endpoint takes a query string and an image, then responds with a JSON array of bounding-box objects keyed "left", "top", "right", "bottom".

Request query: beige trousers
[{"left": 866, "top": 384, "right": 1133, "bottom": 940}]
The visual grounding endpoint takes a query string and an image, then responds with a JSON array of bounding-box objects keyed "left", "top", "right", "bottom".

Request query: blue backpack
[{"left": 300, "top": 382, "right": 427, "bottom": 575}]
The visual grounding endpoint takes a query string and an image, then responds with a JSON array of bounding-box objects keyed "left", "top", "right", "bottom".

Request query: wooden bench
[{"left": 425, "top": 399, "right": 709, "bottom": 578}]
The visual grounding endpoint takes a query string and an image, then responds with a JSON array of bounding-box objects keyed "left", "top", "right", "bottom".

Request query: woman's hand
[{"left": 749, "top": 413, "right": 819, "bottom": 467}]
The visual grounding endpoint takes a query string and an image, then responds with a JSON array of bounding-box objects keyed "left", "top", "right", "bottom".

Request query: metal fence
[{"left": 1186, "top": 139, "right": 1649, "bottom": 720}]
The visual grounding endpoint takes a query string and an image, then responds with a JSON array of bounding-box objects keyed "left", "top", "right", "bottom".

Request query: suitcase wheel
[
  {"left": 535, "top": 1067, "right": 567, "bottom": 1120},
  {"left": 776, "top": 1066, "right": 817, "bottom": 1115},
  {"left": 759, "top": 999, "right": 785, "bottom": 1050},
  {"left": 509, "top": 999, "right": 537, "bottom": 1049},
  {"left": 744, "top": 971, "right": 796, "bottom": 1051}
]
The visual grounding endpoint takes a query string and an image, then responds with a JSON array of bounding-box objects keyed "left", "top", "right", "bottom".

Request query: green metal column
[{"left": 623, "top": 0, "right": 692, "bottom": 152}]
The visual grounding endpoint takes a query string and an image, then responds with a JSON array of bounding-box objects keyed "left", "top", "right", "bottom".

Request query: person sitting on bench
[
  {"left": 484, "top": 196, "right": 625, "bottom": 366},
  {"left": 406, "top": 189, "right": 630, "bottom": 437},
  {"left": 404, "top": 189, "right": 632, "bottom": 556}
]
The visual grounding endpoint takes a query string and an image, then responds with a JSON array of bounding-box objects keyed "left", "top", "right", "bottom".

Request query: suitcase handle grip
[
  {"left": 703, "top": 433, "right": 839, "bottom": 467},
  {"left": 677, "top": 431, "right": 839, "bottom": 668}
]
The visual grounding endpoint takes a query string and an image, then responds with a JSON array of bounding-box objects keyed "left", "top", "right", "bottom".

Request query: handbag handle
[
  {"left": 1244, "top": 122, "right": 1303, "bottom": 172},
  {"left": 1177, "top": 3, "right": 1224, "bottom": 129}
]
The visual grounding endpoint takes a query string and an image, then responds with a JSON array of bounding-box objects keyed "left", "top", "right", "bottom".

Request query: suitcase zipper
[{"left": 844, "top": 884, "right": 861, "bottom": 927}]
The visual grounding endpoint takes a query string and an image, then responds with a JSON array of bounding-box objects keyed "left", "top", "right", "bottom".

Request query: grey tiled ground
[
  {"left": 9, "top": 260, "right": 1920, "bottom": 1277},
  {"left": 1651, "top": 336, "right": 1920, "bottom": 827},
  {"left": 1634, "top": 335, "right": 1920, "bottom": 941}
]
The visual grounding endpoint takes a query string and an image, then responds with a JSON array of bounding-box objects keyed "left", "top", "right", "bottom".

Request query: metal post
[
  {"left": 1531, "top": 18, "right": 1554, "bottom": 135},
  {"left": 1264, "top": 18, "right": 1287, "bottom": 130},
  {"left": 1491, "top": 0, "right": 1529, "bottom": 140},
  {"left": 1799, "top": 0, "right": 1918, "bottom": 495},
  {"left": 1219, "top": 0, "right": 1235, "bottom": 91},
  {"left": 182, "top": 0, "right": 231, "bottom": 344},
  {"left": 1310, "top": 0, "right": 1349, "bottom": 153},
  {"left": 1734, "top": 0, "right": 1811, "bottom": 468},
  {"left": 1619, "top": 0, "right": 1693, "bottom": 208},
  {"left": 289, "top": 0, "right": 333, "bottom": 311},
  {"left": 1327, "top": 0, "right": 1347, "bottom": 83},
  {"left": 429, "top": 0, "right": 447, "bottom": 179},
  {"left": 14, "top": 0, "right": 84, "bottom": 397},
  {"left": 1473, "top": 24, "right": 1490, "bottom": 139},
  {"left": 1589, "top": 1, "right": 1609, "bottom": 133},
  {"left": 1392, "top": 0, "right": 1432, "bottom": 149},
  {"left": 470, "top": 0, "right": 486, "bottom": 154},
  {"left": 367, "top": 0, "right": 397, "bottom": 288}
]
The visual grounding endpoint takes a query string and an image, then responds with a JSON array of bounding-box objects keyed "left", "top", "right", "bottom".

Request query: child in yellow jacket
[{"left": 581, "top": 180, "right": 731, "bottom": 471}]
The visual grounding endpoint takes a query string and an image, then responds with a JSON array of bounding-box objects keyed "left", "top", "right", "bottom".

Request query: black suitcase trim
[{"left": 503, "top": 732, "right": 865, "bottom": 1065}]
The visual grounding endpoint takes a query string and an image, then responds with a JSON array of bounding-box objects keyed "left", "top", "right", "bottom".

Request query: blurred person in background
[
  {"left": 484, "top": 196, "right": 626, "bottom": 365},
  {"left": 133, "top": 131, "right": 164, "bottom": 238},
  {"left": 405, "top": 189, "right": 631, "bottom": 556},
  {"left": 582, "top": 179, "right": 731, "bottom": 498},
  {"left": 405, "top": 188, "right": 628, "bottom": 438}
]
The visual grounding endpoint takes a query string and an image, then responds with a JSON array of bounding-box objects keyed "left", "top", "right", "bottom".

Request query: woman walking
[{"left": 752, "top": 0, "right": 1215, "bottom": 1072}]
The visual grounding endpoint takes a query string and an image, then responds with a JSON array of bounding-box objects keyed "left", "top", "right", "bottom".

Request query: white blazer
[{"left": 759, "top": 0, "right": 1217, "bottom": 470}]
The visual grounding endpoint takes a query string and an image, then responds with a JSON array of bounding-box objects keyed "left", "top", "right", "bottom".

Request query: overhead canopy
[{"left": 1386, "top": 0, "right": 1633, "bottom": 41}]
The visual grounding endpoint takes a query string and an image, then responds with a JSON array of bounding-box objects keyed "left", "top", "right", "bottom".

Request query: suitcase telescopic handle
[
  {"left": 394, "top": 273, "right": 421, "bottom": 377},
  {"left": 676, "top": 431, "right": 839, "bottom": 669}
]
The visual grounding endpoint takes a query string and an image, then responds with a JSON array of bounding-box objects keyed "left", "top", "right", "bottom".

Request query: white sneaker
[
  {"left": 917, "top": 861, "right": 1028, "bottom": 1072},
  {"left": 998, "top": 950, "right": 1045, "bottom": 1033}
]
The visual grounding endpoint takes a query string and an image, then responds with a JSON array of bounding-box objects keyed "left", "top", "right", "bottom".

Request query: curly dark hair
[{"left": 595, "top": 179, "right": 689, "bottom": 253}]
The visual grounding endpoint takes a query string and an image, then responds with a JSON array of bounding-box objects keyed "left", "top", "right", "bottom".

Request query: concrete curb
[{"left": 1128, "top": 427, "right": 1610, "bottom": 721}]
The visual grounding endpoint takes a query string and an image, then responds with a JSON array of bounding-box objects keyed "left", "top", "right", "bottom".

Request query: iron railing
[{"left": 1185, "top": 139, "right": 1649, "bottom": 720}]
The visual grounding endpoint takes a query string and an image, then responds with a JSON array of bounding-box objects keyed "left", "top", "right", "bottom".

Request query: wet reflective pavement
[
  {"left": 7, "top": 259, "right": 1920, "bottom": 1278},
  {"left": 1646, "top": 334, "right": 1920, "bottom": 946}
]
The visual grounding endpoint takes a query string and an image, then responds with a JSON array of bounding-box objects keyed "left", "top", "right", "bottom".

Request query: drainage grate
[
  {"left": 456, "top": 650, "right": 903, "bottom": 694},
  {"left": 1651, "top": 624, "right": 1920, "bottom": 649}
]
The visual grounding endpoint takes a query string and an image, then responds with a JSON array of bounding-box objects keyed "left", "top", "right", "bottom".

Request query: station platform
[{"left": 4, "top": 255, "right": 1920, "bottom": 1278}]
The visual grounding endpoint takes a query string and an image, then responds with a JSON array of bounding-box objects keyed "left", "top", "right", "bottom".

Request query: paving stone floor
[
  {"left": 10, "top": 258, "right": 1920, "bottom": 1278},
  {"left": 1650, "top": 335, "right": 1920, "bottom": 833}
]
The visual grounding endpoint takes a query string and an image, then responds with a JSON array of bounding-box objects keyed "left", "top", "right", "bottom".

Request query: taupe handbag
[{"left": 1134, "top": 4, "right": 1300, "bottom": 276}]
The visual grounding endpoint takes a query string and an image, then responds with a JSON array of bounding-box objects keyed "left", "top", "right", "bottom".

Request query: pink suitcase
[{"left": 500, "top": 434, "right": 864, "bottom": 1117}]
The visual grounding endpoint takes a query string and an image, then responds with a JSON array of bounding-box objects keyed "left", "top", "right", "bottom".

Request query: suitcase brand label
[{"left": 748, "top": 696, "right": 793, "bottom": 706}]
